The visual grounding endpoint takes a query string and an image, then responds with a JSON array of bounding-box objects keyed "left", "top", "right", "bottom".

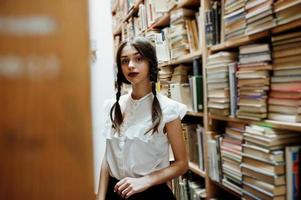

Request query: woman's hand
[{"left": 114, "top": 176, "right": 152, "bottom": 199}]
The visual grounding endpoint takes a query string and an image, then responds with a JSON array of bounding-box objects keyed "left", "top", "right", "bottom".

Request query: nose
[{"left": 128, "top": 59, "right": 135, "bottom": 69}]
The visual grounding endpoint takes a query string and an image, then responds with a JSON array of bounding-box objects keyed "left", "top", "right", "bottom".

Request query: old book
[
  {"left": 243, "top": 143, "right": 284, "bottom": 162},
  {"left": 243, "top": 175, "right": 286, "bottom": 196},
  {"left": 268, "top": 113, "right": 301, "bottom": 123},
  {"left": 241, "top": 164, "right": 286, "bottom": 185},
  {"left": 268, "top": 105, "right": 301, "bottom": 115}
]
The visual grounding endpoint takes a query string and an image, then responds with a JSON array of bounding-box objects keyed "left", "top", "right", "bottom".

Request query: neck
[{"left": 131, "top": 83, "right": 152, "bottom": 100}]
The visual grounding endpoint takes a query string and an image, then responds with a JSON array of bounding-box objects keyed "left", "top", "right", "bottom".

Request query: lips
[{"left": 128, "top": 72, "right": 139, "bottom": 77}]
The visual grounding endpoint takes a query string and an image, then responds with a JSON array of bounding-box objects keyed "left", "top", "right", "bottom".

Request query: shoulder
[
  {"left": 157, "top": 93, "right": 187, "bottom": 123},
  {"left": 102, "top": 94, "right": 129, "bottom": 111}
]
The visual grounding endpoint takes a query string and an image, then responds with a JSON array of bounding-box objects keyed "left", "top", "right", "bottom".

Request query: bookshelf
[
  {"left": 209, "top": 114, "right": 301, "bottom": 132},
  {"left": 111, "top": 0, "right": 301, "bottom": 199},
  {"left": 189, "top": 162, "right": 206, "bottom": 178}
]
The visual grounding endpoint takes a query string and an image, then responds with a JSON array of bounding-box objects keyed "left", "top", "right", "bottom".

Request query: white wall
[{"left": 88, "top": 0, "right": 115, "bottom": 193}]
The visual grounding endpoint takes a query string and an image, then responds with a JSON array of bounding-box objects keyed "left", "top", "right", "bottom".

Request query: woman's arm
[
  {"left": 144, "top": 117, "right": 189, "bottom": 183},
  {"left": 115, "top": 117, "right": 188, "bottom": 199},
  {"left": 95, "top": 155, "right": 110, "bottom": 200}
]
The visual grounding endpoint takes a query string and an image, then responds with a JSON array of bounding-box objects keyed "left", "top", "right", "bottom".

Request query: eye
[
  {"left": 121, "top": 59, "right": 129, "bottom": 65},
  {"left": 135, "top": 56, "right": 143, "bottom": 62}
]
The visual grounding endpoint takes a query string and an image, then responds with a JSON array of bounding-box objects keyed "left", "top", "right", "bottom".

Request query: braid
[
  {"left": 151, "top": 81, "right": 162, "bottom": 134},
  {"left": 110, "top": 76, "right": 123, "bottom": 134}
]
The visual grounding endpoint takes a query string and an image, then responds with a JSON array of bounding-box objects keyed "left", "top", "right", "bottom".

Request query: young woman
[{"left": 96, "top": 37, "right": 188, "bottom": 200}]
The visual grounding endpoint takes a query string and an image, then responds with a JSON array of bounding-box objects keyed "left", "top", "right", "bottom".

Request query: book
[{"left": 285, "top": 145, "right": 301, "bottom": 200}]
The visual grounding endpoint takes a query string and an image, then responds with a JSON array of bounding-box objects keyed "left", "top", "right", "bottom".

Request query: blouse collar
[{"left": 129, "top": 92, "right": 153, "bottom": 105}]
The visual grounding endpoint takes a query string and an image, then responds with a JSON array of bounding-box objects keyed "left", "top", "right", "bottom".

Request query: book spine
[{"left": 229, "top": 62, "right": 237, "bottom": 117}]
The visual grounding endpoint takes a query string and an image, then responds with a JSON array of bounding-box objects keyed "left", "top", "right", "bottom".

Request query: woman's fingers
[
  {"left": 121, "top": 185, "right": 132, "bottom": 198},
  {"left": 114, "top": 179, "right": 126, "bottom": 192}
]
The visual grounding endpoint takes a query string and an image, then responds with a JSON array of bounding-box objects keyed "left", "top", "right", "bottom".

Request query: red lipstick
[{"left": 128, "top": 72, "right": 139, "bottom": 77}]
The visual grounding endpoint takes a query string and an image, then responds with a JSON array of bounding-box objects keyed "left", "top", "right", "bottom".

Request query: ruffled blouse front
[{"left": 102, "top": 93, "right": 187, "bottom": 180}]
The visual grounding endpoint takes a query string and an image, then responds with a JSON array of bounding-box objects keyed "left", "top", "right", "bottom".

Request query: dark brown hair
[{"left": 110, "top": 37, "right": 162, "bottom": 134}]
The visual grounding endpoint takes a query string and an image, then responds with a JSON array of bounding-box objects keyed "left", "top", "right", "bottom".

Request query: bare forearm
[
  {"left": 145, "top": 160, "right": 188, "bottom": 187},
  {"left": 96, "top": 159, "right": 109, "bottom": 200}
]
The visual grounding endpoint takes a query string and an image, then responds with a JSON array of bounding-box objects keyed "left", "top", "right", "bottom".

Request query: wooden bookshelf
[
  {"left": 189, "top": 162, "right": 206, "bottom": 178},
  {"left": 209, "top": 114, "right": 301, "bottom": 132},
  {"left": 158, "top": 50, "right": 202, "bottom": 68},
  {"left": 111, "top": 0, "right": 301, "bottom": 199},
  {"left": 212, "top": 181, "right": 241, "bottom": 199}
]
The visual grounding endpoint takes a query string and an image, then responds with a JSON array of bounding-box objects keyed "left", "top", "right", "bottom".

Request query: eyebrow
[{"left": 121, "top": 52, "right": 140, "bottom": 58}]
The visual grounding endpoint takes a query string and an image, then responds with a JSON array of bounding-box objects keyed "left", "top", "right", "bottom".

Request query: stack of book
[
  {"left": 269, "top": 31, "right": 301, "bottom": 123},
  {"left": 172, "top": 176, "right": 206, "bottom": 200},
  {"left": 285, "top": 145, "right": 301, "bottom": 200},
  {"left": 241, "top": 125, "right": 301, "bottom": 200},
  {"left": 183, "top": 124, "right": 205, "bottom": 171},
  {"left": 220, "top": 122, "right": 244, "bottom": 195},
  {"left": 170, "top": 82, "right": 193, "bottom": 112},
  {"left": 274, "top": 0, "right": 301, "bottom": 26},
  {"left": 169, "top": 8, "right": 196, "bottom": 59},
  {"left": 158, "top": 66, "right": 173, "bottom": 83},
  {"left": 145, "top": 28, "right": 171, "bottom": 64},
  {"left": 245, "top": 0, "right": 275, "bottom": 35},
  {"left": 206, "top": 52, "right": 237, "bottom": 116},
  {"left": 171, "top": 64, "right": 190, "bottom": 83},
  {"left": 223, "top": 0, "right": 246, "bottom": 41},
  {"left": 236, "top": 43, "right": 271, "bottom": 121},
  {"left": 205, "top": 1, "right": 221, "bottom": 46},
  {"left": 189, "top": 59, "right": 204, "bottom": 112}
]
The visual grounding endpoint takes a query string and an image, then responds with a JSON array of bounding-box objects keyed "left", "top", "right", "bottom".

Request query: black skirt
[{"left": 105, "top": 176, "right": 176, "bottom": 200}]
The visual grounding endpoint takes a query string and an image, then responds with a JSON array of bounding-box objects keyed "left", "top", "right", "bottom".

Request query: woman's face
[{"left": 120, "top": 44, "right": 150, "bottom": 86}]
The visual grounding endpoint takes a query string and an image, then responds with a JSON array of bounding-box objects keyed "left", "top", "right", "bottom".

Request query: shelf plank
[
  {"left": 210, "top": 18, "right": 301, "bottom": 52},
  {"left": 189, "top": 162, "right": 206, "bottom": 178},
  {"left": 186, "top": 111, "right": 204, "bottom": 117},
  {"left": 210, "top": 31, "right": 269, "bottom": 52},
  {"left": 212, "top": 181, "right": 241, "bottom": 198},
  {"left": 158, "top": 50, "right": 202, "bottom": 68},
  {"left": 177, "top": 0, "right": 200, "bottom": 8},
  {"left": 209, "top": 114, "right": 301, "bottom": 132},
  {"left": 149, "top": 13, "right": 170, "bottom": 29},
  {"left": 123, "top": 0, "right": 143, "bottom": 22},
  {"left": 272, "top": 18, "right": 301, "bottom": 34}
]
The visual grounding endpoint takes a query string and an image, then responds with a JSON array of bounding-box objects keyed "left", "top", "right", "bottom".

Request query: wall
[{"left": 88, "top": 0, "right": 115, "bottom": 193}]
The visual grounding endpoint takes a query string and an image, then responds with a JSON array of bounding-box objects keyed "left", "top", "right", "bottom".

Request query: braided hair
[{"left": 110, "top": 37, "right": 162, "bottom": 134}]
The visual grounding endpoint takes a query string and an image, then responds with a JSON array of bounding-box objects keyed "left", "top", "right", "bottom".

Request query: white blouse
[{"left": 102, "top": 92, "right": 187, "bottom": 180}]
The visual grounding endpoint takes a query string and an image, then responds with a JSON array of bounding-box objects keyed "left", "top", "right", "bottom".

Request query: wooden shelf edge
[
  {"left": 186, "top": 111, "right": 204, "bottom": 117},
  {"left": 210, "top": 18, "right": 301, "bottom": 52},
  {"left": 189, "top": 162, "right": 206, "bottom": 178},
  {"left": 210, "top": 31, "right": 269, "bottom": 52},
  {"left": 272, "top": 18, "right": 301, "bottom": 34},
  {"left": 123, "top": 0, "right": 143, "bottom": 22},
  {"left": 177, "top": 0, "right": 200, "bottom": 8},
  {"left": 212, "top": 181, "right": 241, "bottom": 198},
  {"left": 149, "top": 13, "right": 170, "bottom": 29},
  {"left": 209, "top": 114, "right": 301, "bottom": 131},
  {"left": 158, "top": 50, "right": 202, "bottom": 68}
]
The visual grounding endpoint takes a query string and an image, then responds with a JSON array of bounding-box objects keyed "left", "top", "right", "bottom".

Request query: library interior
[{"left": 1, "top": 0, "right": 301, "bottom": 200}]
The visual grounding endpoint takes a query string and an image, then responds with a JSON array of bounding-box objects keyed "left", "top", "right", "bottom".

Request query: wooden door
[{"left": 0, "top": 1, "right": 94, "bottom": 199}]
